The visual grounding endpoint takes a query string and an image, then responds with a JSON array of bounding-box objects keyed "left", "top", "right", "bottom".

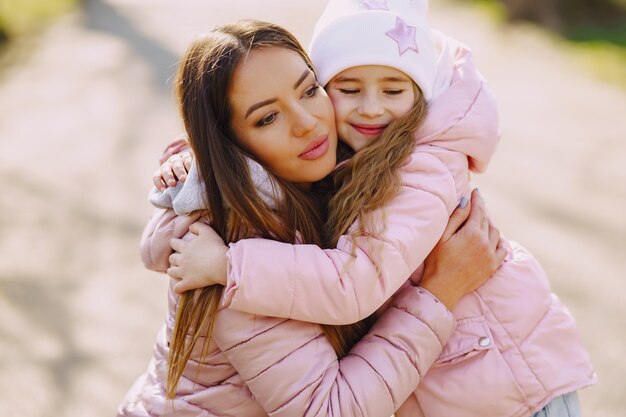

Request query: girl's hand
[
  {"left": 152, "top": 151, "right": 193, "bottom": 191},
  {"left": 420, "top": 189, "right": 507, "bottom": 311},
  {"left": 159, "top": 137, "right": 189, "bottom": 165},
  {"left": 167, "top": 222, "right": 228, "bottom": 294}
]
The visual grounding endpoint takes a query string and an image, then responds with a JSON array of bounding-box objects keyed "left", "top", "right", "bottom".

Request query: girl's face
[
  {"left": 326, "top": 65, "right": 417, "bottom": 151},
  {"left": 229, "top": 47, "right": 338, "bottom": 187}
]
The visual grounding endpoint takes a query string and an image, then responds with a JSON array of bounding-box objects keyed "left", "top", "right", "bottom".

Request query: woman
[{"left": 118, "top": 20, "right": 503, "bottom": 417}]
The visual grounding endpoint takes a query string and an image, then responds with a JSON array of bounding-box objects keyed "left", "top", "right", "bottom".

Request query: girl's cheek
[
  {"left": 333, "top": 99, "right": 354, "bottom": 117},
  {"left": 328, "top": 90, "right": 347, "bottom": 106},
  {"left": 394, "top": 103, "right": 413, "bottom": 119}
]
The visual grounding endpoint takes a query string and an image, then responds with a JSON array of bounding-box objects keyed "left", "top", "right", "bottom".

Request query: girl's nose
[{"left": 357, "top": 94, "right": 384, "bottom": 118}]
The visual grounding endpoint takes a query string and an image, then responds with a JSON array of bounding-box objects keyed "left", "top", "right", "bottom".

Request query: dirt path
[{"left": 0, "top": 1, "right": 624, "bottom": 416}]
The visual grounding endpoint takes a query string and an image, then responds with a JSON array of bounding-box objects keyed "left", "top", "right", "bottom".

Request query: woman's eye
[
  {"left": 339, "top": 89, "right": 359, "bottom": 95},
  {"left": 256, "top": 112, "right": 277, "bottom": 127},
  {"left": 304, "top": 84, "right": 319, "bottom": 98},
  {"left": 384, "top": 89, "right": 404, "bottom": 95}
]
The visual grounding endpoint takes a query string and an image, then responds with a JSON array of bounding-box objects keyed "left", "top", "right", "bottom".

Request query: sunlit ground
[{"left": 0, "top": 1, "right": 624, "bottom": 416}]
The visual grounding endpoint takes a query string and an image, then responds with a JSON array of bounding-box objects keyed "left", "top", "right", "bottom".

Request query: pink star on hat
[
  {"left": 358, "top": 0, "right": 389, "bottom": 10},
  {"left": 385, "top": 17, "right": 419, "bottom": 56}
]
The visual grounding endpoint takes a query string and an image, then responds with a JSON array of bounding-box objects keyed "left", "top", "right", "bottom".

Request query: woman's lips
[
  {"left": 350, "top": 123, "right": 388, "bottom": 136},
  {"left": 299, "top": 135, "right": 329, "bottom": 160}
]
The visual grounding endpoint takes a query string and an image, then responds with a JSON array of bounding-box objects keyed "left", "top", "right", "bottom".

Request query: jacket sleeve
[
  {"left": 213, "top": 286, "right": 455, "bottom": 417},
  {"left": 223, "top": 151, "right": 460, "bottom": 324},
  {"left": 139, "top": 135, "right": 194, "bottom": 272},
  {"left": 139, "top": 208, "right": 202, "bottom": 272}
]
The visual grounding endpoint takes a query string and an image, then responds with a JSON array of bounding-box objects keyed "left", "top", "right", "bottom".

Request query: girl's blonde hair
[
  {"left": 326, "top": 91, "right": 428, "bottom": 248},
  {"left": 167, "top": 20, "right": 368, "bottom": 399}
]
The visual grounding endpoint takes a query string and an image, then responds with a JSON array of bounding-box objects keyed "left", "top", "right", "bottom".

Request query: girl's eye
[
  {"left": 339, "top": 89, "right": 359, "bottom": 95},
  {"left": 256, "top": 112, "right": 277, "bottom": 127},
  {"left": 384, "top": 89, "right": 405, "bottom": 95},
  {"left": 303, "top": 84, "right": 320, "bottom": 98}
]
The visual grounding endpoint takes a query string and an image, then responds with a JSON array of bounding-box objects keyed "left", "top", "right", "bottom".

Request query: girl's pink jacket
[{"left": 173, "top": 43, "right": 593, "bottom": 416}]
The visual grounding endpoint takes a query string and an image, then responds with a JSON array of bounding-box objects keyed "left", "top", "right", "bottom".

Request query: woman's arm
[
  {"left": 212, "top": 198, "right": 504, "bottom": 416},
  {"left": 214, "top": 286, "right": 453, "bottom": 417},
  {"left": 139, "top": 208, "right": 201, "bottom": 272},
  {"left": 140, "top": 136, "right": 197, "bottom": 272}
]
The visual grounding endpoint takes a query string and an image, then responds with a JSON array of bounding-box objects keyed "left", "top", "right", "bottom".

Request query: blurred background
[{"left": 0, "top": 0, "right": 624, "bottom": 416}]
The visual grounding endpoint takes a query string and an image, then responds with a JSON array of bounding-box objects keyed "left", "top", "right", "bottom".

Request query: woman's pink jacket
[
  {"left": 119, "top": 225, "right": 455, "bottom": 417},
  {"left": 179, "top": 43, "right": 594, "bottom": 416}
]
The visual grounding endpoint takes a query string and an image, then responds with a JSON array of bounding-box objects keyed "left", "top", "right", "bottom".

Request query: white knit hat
[{"left": 309, "top": 0, "right": 438, "bottom": 101}]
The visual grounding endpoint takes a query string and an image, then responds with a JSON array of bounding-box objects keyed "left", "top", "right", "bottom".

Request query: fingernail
[
  {"left": 475, "top": 187, "right": 481, "bottom": 195},
  {"left": 458, "top": 196, "right": 469, "bottom": 208}
]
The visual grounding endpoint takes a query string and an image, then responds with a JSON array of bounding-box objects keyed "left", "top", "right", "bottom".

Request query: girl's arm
[
  {"left": 212, "top": 203, "right": 504, "bottom": 416},
  {"left": 174, "top": 152, "right": 459, "bottom": 324},
  {"left": 170, "top": 48, "right": 499, "bottom": 325}
]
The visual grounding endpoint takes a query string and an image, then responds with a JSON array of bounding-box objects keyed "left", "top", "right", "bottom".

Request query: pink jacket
[
  {"left": 207, "top": 44, "right": 595, "bottom": 416},
  {"left": 119, "top": 209, "right": 456, "bottom": 416}
]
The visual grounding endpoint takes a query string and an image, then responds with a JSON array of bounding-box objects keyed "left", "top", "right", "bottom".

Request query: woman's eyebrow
[
  {"left": 294, "top": 69, "right": 312, "bottom": 89},
  {"left": 245, "top": 98, "right": 277, "bottom": 119},
  {"left": 245, "top": 70, "right": 313, "bottom": 119}
]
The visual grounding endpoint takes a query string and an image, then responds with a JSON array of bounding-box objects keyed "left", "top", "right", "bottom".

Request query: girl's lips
[
  {"left": 350, "top": 123, "right": 388, "bottom": 136},
  {"left": 299, "top": 135, "right": 329, "bottom": 160}
]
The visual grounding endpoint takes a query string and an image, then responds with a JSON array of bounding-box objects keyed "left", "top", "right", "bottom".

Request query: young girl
[
  {"left": 119, "top": 19, "right": 503, "bottom": 417},
  {"left": 164, "top": 1, "right": 595, "bottom": 416}
]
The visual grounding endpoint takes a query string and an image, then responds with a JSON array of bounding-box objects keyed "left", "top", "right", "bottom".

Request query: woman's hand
[
  {"left": 167, "top": 222, "right": 228, "bottom": 294},
  {"left": 420, "top": 189, "right": 507, "bottom": 311},
  {"left": 153, "top": 151, "right": 193, "bottom": 191}
]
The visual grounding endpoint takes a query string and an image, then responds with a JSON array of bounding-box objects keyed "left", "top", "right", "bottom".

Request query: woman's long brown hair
[
  {"left": 166, "top": 20, "right": 368, "bottom": 399},
  {"left": 326, "top": 92, "right": 429, "bottom": 250}
]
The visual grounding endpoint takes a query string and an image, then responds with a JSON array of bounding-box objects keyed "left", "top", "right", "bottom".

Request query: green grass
[
  {"left": 565, "top": 24, "right": 626, "bottom": 47},
  {"left": 564, "top": 36, "right": 626, "bottom": 89},
  {"left": 469, "top": 0, "right": 508, "bottom": 21},
  {"left": 551, "top": 24, "right": 626, "bottom": 89},
  {"left": 0, "top": 0, "right": 79, "bottom": 40},
  {"left": 465, "top": 0, "right": 626, "bottom": 89}
]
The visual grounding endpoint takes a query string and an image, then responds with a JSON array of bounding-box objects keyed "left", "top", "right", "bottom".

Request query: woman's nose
[{"left": 292, "top": 106, "right": 317, "bottom": 137}]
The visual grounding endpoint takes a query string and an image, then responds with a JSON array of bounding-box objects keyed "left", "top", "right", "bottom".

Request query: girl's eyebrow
[
  {"left": 380, "top": 76, "right": 411, "bottom": 83},
  {"left": 332, "top": 76, "right": 410, "bottom": 83},
  {"left": 332, "top": 76, "right": 360, "bottom": 83}
]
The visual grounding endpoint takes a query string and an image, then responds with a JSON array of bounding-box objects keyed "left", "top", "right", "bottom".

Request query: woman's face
[
  {"left": 326, "top": 65, "right": 416, "bottom": 152},
  {"left": 229, "top": 47, "right": 338, "bottom": 187}
]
